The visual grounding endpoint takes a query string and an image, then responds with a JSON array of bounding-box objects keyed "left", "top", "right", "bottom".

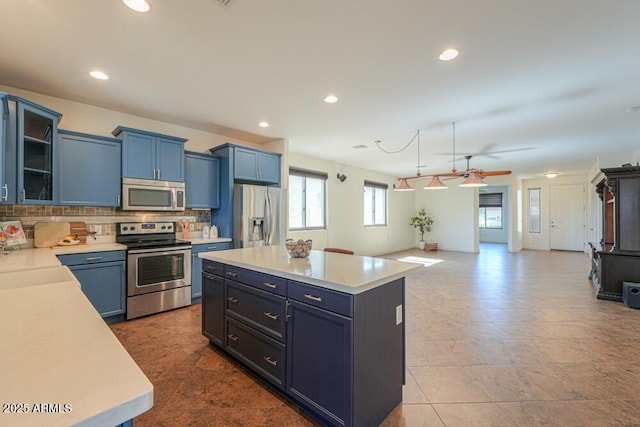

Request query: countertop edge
[{"left": 199, "top": 251, "right": 420, "bottom": 294}]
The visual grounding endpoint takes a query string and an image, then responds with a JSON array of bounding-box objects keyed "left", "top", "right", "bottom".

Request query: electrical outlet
[
  {"left": 94, "top": 225, "right": 102, "bottom": 235},
  {"left": 395, "top": 305, "right": 403, "bottom": 325}
]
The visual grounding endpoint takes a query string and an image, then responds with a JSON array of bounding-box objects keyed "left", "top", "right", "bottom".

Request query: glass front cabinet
[{"left": 7, "top": 96, "right": 63, "bottom": 204}]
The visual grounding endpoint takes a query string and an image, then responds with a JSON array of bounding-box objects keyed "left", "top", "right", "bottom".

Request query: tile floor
[{"left": 110, "top": 244, "right": 640, "bottom": 426}]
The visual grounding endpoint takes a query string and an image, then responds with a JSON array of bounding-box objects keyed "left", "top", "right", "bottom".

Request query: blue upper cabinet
[
  {"left": 233, "top": 146, "right": 281, "bottom": 184},
  {"left": 6, "top": 95, "right": 63, "bottom": 205},
  {"left": 57, "top": 130, "right": 121, "bottom": 206},
  {"left": 185, "top": 151, "right": 220, "bottom": 209},
  {"left": 0, "top": 93, "right": 14, "bottom": 204},
  {"left": 113, "top": 126, "right": 187, "bottom": 182}
]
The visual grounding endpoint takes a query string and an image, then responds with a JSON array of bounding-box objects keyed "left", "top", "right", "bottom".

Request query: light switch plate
[{"left": 396, "top": 305, "right": 402, "bottom": 325}]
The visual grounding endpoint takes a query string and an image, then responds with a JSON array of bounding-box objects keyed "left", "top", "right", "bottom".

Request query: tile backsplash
[{"left": 0, "top": 205, "right": 211, "bottom": 239}]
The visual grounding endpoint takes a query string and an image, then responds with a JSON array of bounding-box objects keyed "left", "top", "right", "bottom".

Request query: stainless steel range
[{"left": 116, "top": 221, "right": 191, "bottom": 320}]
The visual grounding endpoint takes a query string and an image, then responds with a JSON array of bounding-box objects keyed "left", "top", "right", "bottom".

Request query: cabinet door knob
[
  {"left": 263, "top": 312, "right": 278, "bottom": 320},
  {"left": 227, "top": 296, "right": 239, "bottom": 304},
  {"left": 227, "top": 271, "right": 238, "bottom": 277},
  {"left": 227, "top": 334, "right": 239, "bottom": 342},
  {"left": 263, "top": 355, "right": 278, "bottom": 366},
  {"left": 304, "top": 294, "right": 323, "bottom": 302}
]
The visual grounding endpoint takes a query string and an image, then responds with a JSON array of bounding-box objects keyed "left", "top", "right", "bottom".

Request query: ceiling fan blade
[{"left": 478, "top": 170, "right": 512, "bottom": 177}]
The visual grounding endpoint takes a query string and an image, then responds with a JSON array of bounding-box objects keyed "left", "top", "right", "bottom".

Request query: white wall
[
  {"left": 414, "top": 181, "right": 478, "bottom": 253},
  {"left": 287, "top": 153, "right": 415, "bottom": 256},
  {"left": 479, "top": 185, "right": 509, "bottom": 244}
]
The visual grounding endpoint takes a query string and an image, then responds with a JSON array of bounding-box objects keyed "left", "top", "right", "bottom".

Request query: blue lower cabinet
[
  {"left": 191, "top": 242, "right": 231, "bottom": 302},
  {"left": 57, "top": 251, "right": 126, "bottom": 323},
  {"left": 202, "top": 269, "right": 224, "bottom": 347},
  {"left": 286, "top": 300, "right": 352, "bottom": 426}
]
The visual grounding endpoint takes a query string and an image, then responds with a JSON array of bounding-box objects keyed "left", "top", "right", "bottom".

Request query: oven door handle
[{"left": 127, "top": 245, "right": 192, "bottom": 255}]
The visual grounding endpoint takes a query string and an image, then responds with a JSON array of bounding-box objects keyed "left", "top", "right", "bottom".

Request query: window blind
[
  {"left": 289, "top": 167, "right": 328, "bottom": 180},
  {"left": 479, "top": 192, "right": 503, "bottom": 207},
  {"left": 364, "top": 180, "right": 389, "bottom": 190}
]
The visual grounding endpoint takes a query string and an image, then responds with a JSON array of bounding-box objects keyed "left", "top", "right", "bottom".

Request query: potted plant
[{"left": 410, "top": 209, "right": 434, "bottom": 250}]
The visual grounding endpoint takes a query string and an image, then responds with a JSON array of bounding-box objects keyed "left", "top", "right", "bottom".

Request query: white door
[{"left": 550, "top": 184, "right": 585, "bottom": 251}]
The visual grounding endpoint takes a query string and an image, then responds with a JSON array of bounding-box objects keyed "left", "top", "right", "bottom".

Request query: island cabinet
[
  {"left": 113, "top": 126, "right": 187, "bottom": 182},
  {"left": 185, "top": 150, "right": 220, "bottom": 209},
  {"left": 591, "top": 166, "right": 640, "bottom": 301},
  {"left": 57, "top": 251, "right": 126, "bottom": 323},
  {"left": 57, "top": 130, "right": 121, "bottom": 206},
  {"left": 6, "top": 95, "right": 63, "bottom": 204},
  {"left": 200, "top": 247, "right": 413, "bottom": 427},
  {"left": 191, "top": 241, "right": 232, "bottom": 302}
]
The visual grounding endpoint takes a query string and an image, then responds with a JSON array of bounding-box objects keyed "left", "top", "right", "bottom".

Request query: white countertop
[
  {"left": 0, "top": 247, "right": 61, "bottom": 273},
  {"left": 199, "top": 246, "right": 420, "bottom": 294},
  {"left": 0, "top": 278, "right": 153, "bottom": 426},
  {"left": 49, "top": 242, "right": 127, "bottom": 254}
]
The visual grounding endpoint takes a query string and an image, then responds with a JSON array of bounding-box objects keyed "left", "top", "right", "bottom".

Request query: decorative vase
[{"left": 418, "top": 241, "right": 426, "bottom": 250}]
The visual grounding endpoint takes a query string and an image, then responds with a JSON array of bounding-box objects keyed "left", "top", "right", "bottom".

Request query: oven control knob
[
  {"left": 130, "top": 226, "right": 136, "bottom": 231},
  {"left": 123, "top": 226, "right": 128, "bottom": 231},
  {"left": 168, "top": 225, "right": 173, "bottom": 230},
  {"left": 161, "top": 225, "right": 166, "bottom": 230}
]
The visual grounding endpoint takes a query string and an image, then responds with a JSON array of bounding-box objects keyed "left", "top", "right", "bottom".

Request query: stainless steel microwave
[{"left": 122, "top": 178, "right": 186, "bottom": 211}]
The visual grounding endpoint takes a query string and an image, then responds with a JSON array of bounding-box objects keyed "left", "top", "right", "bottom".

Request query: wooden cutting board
[{"left": 34, "top": 222, "right": 70, "bottom": 248}]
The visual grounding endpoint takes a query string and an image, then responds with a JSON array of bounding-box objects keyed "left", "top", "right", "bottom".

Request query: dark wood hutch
[{"left": 589, "top": 165, "right": 640, "bottom": 301}]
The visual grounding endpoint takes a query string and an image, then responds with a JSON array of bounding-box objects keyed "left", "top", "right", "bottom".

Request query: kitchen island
[
  {"left": 199, "top": 246, "right": 420, "bottom": 427},
  {"left": 0, "top": 256, "right": 153, "bottom": 427}
]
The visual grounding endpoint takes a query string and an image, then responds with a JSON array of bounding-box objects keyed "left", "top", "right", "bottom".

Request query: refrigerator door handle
[{"left": 264, "top": 190, "right": 273, "bottom": 245}]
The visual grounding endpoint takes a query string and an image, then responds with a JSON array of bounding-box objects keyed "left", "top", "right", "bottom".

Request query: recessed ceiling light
[
  {"left": 545, "top": 172, "right": 558, "bottom": 178},
  {"left": 439, "top": 48, "right": 459, "bottom": 61},
  {"left": 324, "top": 95, "right": 338, "bottom": 103},
  {"left": 122, "top": 0, "right": 150, "bottom": 12},
  {"left": 258, "top": 121, "right": 270, "bottom": 128},
  {"left": 89, "top": 70, "right": 109, "bottom": 80}
]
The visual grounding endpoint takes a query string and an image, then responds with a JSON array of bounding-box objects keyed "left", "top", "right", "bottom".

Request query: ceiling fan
[{"left": 394, "top": 123, "right": 512, "bottom": 191}]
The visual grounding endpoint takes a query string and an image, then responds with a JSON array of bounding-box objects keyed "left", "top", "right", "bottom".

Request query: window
[
  {"left": 364, "top": 181, "right": 387, "bottom": 226},
  {"left": 288, "top": 168, "right": 327, "bottom": 230},
  {"left": 479, "top": 192, "right": 503, "bottom": 229},
  {"left": 528, "top": 188, "right": 541, "bottom": 233}
]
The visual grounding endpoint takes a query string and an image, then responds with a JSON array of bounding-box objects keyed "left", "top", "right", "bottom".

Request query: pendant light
[
  {"left": 424, "top": 176, "right": 448, "bottom": 190},
  {"left": 459, "top": 171, "right": 487, "bottom": 187},
  {"left": 395, "top": 178, "right": 414, "bottom": 191}
]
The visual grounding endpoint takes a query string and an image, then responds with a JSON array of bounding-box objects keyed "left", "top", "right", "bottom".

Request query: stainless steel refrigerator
[{"left": 233, "top": 184, "right": 285, "bottom": 247}]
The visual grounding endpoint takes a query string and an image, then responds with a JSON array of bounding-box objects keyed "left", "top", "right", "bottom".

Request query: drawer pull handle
[
  {"left": 227, "top": 272, "right": 238, "bottom": 277},
  {"left": 263, "top": 356, "right": 278, "bottom": 366},
  {"left": 85, "top": 257, "right": 103, "bottom": 261},
  {"left": 263, "top": 312, "right": 278, "bottom": 320},
  {"left": 227, "top": 297, "right": 239, "bottom": 304},
  {"left": 227, "top": 334, "right": 239, "bottom": 342},
  {"left": 263, "top": 282, "right": 277, "bottom": 289},
  {"left": 304, "top": 294, "right": 323, "bottom": 302},
  {"left": 207, "top": 246, "right": 217, "bottom": 250}
]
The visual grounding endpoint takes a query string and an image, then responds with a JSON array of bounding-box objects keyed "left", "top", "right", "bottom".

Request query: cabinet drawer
[
  {"left": 288, "top": 280, "right": 353, "bottom": 317},
  {"left": 226, "top": 280, "right": 286, "bottom": 342},
  {"left": 203, "top": 259, "right": 225, "bottom": 276},
  {"left": 57, "top": 250, "right": 125, "bottom": 266},
  {"left": 224, "top": 265, "right": 287, "bottom": 296},
  {"left": 225, "top": 316, "right": 285, "bottom": 390},
  {"left": 193, "top": 242, "right": 232, "bottom": 253}
]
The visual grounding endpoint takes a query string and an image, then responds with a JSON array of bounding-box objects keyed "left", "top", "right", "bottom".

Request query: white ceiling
[{"left": 1, "top": 0, "right": 639, "bottom": 179}]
